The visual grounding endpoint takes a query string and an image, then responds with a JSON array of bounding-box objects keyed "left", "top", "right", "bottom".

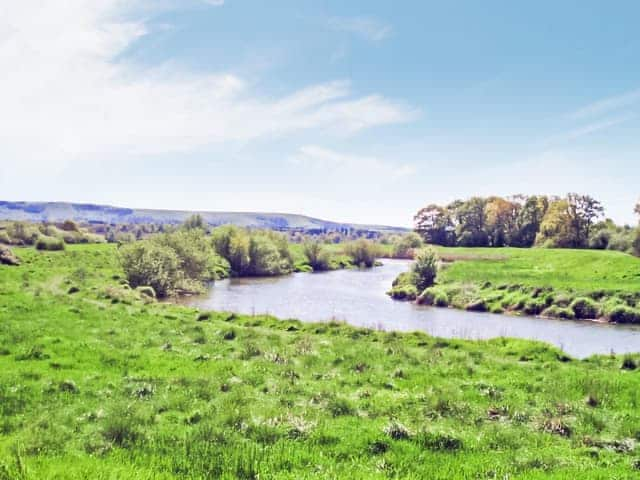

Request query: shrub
[
  {"left": 388, "top": 284, "right": 418, "bottom": 301},
  {"left": 135, "top": 286, "right": 156, "bottom": 299},
  {"left": 621, "top": 355, "right": 637, "bottom": 371},
  {"left": 606, "top": 305, "right": 640, "bottom": 324},
  {"left": 541, "top": 306, "right": 575, "bottom": 320},
  {"left": 0, "top": 245, "right": 20, "bottom": 265},
  {"left": 302, "top": 240, "right": 331, "bottom": 271},
  {"left": 0, "top": 231, "right": 10, "bottom": 244},
  {"left": 466, "top": 299, "right": 488, "bottom": 312},
  {"left": 35, "top": 235, "right": 65, "bottom": 251},
  {"left": 411, "top": 247, "right": 438, "bottom": 291},
  {"left": 570, "top": 297, "right": 599, "bottom": 319},
  {"left": 392, "top": 232, "right": 422, "bottom": 259},
  {"left": 155, "top": 230, "right": 218, "bottom": 281},
  {"left": 633, "top": 229, "right": 640, "bottom": 257},
  {"left": 523, "top": 298, "right": 546, "bottom": 315},
  {"left": 212, "top": 226, "right": 292, "bottom": 276},
  {"left": 344, "top": 239, "right": 378, "bottom": 268},
  {"left": 118, "top": 241, "right": 181, "bottom": 297}
]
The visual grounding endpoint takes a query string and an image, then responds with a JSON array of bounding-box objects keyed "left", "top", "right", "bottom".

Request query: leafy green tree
[
  {"left": 510, "top": 195, "right": 549, "bottom": 247},
  {"left": 414, "top": 205, "right": 454, "bottom": 246},
  {"left": 485, "top": 197, "right": 519, "bottom": 247},
  {"left": 566, "top": 193, "right": 604, "bottom": 248},
  {"left": 411, "top": 247, "right": 438, "bottom": 291},
  {"left": 535, "top": 199, "right": 572, "bottom": 247},
  {"left": 454, "top": 197, "right": 489, "bottom": 247}
]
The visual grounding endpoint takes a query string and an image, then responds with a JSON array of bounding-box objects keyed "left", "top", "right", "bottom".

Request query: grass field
[
  {"left": 390, "top": 246, "right": 640, "bottom": 322},
  {"left": 435, "top": 247, "right": 640, "bottom": 293},
  {"left": 1, "top": 245, "right": 640, "bottom": 478}
]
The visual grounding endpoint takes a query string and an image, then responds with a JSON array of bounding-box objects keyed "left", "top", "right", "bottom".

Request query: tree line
[{"left": 415, "top": 194, "right": 640, "bottom": 254}]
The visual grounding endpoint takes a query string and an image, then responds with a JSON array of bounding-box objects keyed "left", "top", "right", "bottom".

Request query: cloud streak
[
  {"left": 0, "top": 2, "right": 415, "bottom": 171},
  {"left": 543, "top": 113, "right": 636, "bottom": 146},
  {"left": 568, "top": 88, "right": 640, "bottom": 120},
  {"left": 327, "top": 16, "right": 392, "bottom": 42},
  {"left": 290, "top": 145, "right": 416, "bottom": 180}
]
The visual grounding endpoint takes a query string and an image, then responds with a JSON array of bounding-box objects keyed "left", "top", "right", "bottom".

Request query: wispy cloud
[
  {"left": 568, "top": 88, "right": 640, "bottom": 120},
  {"left": 543, "top": 113, "right": 636, "bottom": 146},
  {"left": 203, "top": 0, "right": 225, "bottom": 6},
  {"left": 327, "top": 16, "right": 392, "bottom": 42},
  {"left": 290, "top": 145, "right": 416, "bottom": 180},
  {"left": 0, "top": 1, "right": 415, "bottom": 175}
]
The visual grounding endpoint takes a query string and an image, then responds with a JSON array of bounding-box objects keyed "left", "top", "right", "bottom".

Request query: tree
[
  {"left": 484, "top": 197, "right": 519, "bottom": 247},
  {"left": 565, "top": 193, "right": 604, "bottom": 248},
  {"left": 454, "top": 197, "right": 489, "bottom": 247},
  {"left": 535, "top": 199, "right": 572, "bottom": 248},
  {"left": 510, "top": 195, "right": 548, "bottom": 247},
  {"left": 634, "top": 200, "right": 640, "bottom": 256},
  {"left": 413, "top": 205, "right": 454, "bottom": 246}
]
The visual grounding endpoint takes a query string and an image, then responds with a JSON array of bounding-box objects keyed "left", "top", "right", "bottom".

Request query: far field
[{"left": 435, "top": 247, "right": 640, "bottom": 293}]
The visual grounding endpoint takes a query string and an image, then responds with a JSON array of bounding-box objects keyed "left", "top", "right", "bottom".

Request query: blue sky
[{"left": 0, "top": 1, "right": 638, "bottom": 226}]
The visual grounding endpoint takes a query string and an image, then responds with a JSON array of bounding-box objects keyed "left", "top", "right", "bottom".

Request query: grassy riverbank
[
  {"left": 1, "top": 245, "right": 640, "bottom": 478},
  {"left": 390, "top": 247, "right": 640, "bottom": 323}
]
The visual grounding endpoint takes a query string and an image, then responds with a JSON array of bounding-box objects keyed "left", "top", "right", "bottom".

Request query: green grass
[
  {"left": 435, "top": 247, "right": 640, "bottom": 293},
  {"left": 1, "top": 245, "right": 640, "bottom": 478},
  {"left": 392, "top": 247, "right": 640, "bottom": 322}
]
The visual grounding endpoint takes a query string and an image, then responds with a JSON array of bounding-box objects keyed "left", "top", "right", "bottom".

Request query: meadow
[
  {"left": 390, "top": 246, "right": 640, "bottom": 323},
  {"left": 1, "top": 244, "right": 640, "bottom": 478}
]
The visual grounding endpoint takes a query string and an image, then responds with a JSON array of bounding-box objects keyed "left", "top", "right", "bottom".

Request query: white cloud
[
  {"left": 290, "top": 145, "right": 416, "bottom": 180},
  {"left": 0, "top": 2, "right": 415, "bottom": 177},
  {"left": 568, "top": 88, "right": 640, "bottom": 120},
  {"left": 327, "top": 16, "right": 392, "bottom": 42},
  {"left": 203, "top": 0, "right": 225, "bottom": 5}
]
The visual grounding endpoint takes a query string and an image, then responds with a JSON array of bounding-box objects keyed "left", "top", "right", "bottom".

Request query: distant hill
[{"left": 0, "top": 201, "right": 408, "bottom": 234}]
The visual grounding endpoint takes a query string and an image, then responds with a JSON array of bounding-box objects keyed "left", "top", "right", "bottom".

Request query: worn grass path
[{"left": 1, "top": 245, "right": 640, "bottom": 478}]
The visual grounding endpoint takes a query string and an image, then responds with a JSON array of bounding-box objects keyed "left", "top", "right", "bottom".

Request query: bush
[
  {"left": 35, "top": 235, "right": 65, "bottom": 251},
  {"left": 212, "top": 226, "right": 292, "bottom": 276},
  {"left": 118, "top": 241, "right": 181, "bottom": 297},
  {"left": 570, "top": 297, "right": 599, "bottom": 319},
  {"left": 0, "top": 245, "right": 20, "bottom": 265},
  {"left": 523, "top": 298, "right": 547, "bottom": 315},
  {"left": 303, "top": 240, "right": 331, "bottom": 271},
  {"left": 392, "top": 232, "right": 423, "bottom": 259},
  {"left": 388, "top": 284, "right": 418, "bottom": 301},
  {"left": 344, "top": 239, "right": 378, "bottom": 268},
  {"left": 411, "top": 247, "right": 438, "bottom": 291},
  {"left": 606, "top": 305, "right": 640, "bottom": 324},
  {"left": 466, "top": 299, "right": 488, "bottom": 312},
  {"left": 633, "top": 229, "right": 640, "bottom": 257},
  {"left": 541, "top": 306, "right": 575, "bottom": 320}
]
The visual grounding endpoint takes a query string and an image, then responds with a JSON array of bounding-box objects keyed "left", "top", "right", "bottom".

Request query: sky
[{"left": 0, "top": 1, "right": 639, "bottom": 227}]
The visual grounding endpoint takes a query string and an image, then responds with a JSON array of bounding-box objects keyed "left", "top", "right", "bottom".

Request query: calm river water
[{"left": 182, "top": 259, "right": 640, "bottom": 358}]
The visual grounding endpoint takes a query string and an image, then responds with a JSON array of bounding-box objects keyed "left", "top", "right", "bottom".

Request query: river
[{"left": 181, "top": 259, "right": 640, "bottom": 358}]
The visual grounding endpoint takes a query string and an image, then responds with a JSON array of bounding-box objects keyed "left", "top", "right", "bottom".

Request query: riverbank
[
  {"left": 389, "top": 247, "right": 640, "bottom": 323},
  {"left": 1, "top": 245, "right": 640, "bottom": 478}
]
